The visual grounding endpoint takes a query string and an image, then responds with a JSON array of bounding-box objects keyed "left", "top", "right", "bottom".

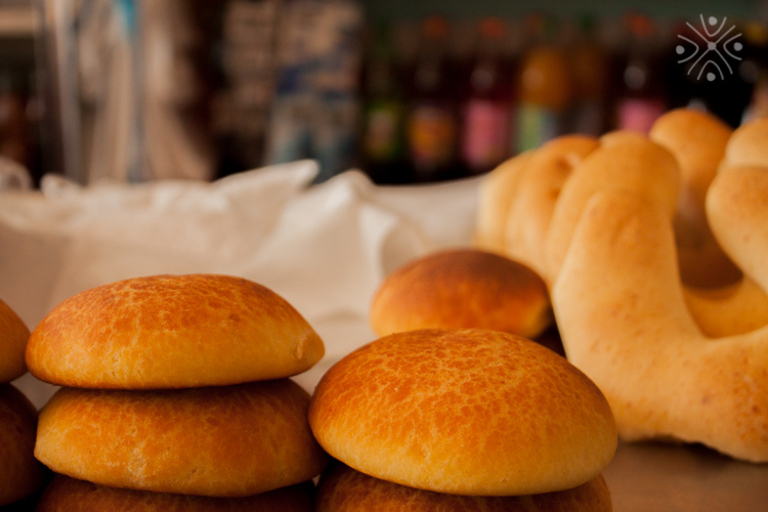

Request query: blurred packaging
[
  {"left": 38, "top": 0, "right": 215, "bottom": 184},
  {"left": 264, "top": 0, "right": 364, "bottom": 183},
  {"left": 213, "top": 0, "right": 280, "bottom": 175}
]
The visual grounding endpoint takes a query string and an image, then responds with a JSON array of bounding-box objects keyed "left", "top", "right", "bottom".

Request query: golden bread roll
[
  {"left": 552, "top": 190, "right": 768, "bottom": 462},
  {"left": 315, "top": 463, "right": 612, "bottom": 512},
  {"left": 35, "top": 475, "right": 314, "bottom": 512},
  {"left": 0, "top": 384, "right": 46, "bottom": 506},
  {"left": 26, "top": 274, "right": 324, "bottom": 388},
  {"left": 649, "top": 108, "right": 742, "bottom": 288},
  {"left": 502, "top": 135, "right": 599, "bottom": 284},
  {"left": 474, "top": 151, "right": 535, "bottom": 253},
  {"left": 369, "top": 249, "right": 552, "bottom": 339},
  {"left": 0, "top": 298, "right": 30, "bottom": 383},
  {"left": 34, "top": 379, "right": 328, "bottom": 497},
  {"left": 308, "top": 329, "right": 617, "bottom": 496}
]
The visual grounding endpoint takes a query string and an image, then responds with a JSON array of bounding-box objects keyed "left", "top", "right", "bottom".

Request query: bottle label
[
  {"left": 461, "top": 99, "right": 511, "bottom": 173},
  {"left": 616, "top": 98, "right": 665, "bottom": 134},
  {"left": 515, "top": 103, "right": 560, "bottom": 153},
  {"left": 407, "top": 104, "right": 457, "bottom": 169},
  {"left": 363, "top": 102, "right": 402, "bottom": 161}
]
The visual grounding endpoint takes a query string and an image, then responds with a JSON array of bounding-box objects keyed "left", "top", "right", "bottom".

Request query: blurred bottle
[
  {"left": 614, "top": 13, "right": 666, "bottom": 133},
  {"left": 0, "top": 70, "right": 31, "bottom": 172},
  {"left": 514, "top": 14, "right": 572, "bottom": 153},
  {"left": 360, "top": 22, "right": 407, "bottom": 184},
  {"left": 567, "top": 14, "right": 609, "bottom": 136},
  {"left": 459, "top": 17, "right": 514, "bottom": 176},
  {"left": 404, "top": 15, "right": 461, "bottom": 182}
]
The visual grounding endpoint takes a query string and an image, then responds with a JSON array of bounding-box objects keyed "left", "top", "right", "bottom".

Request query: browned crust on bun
[
  {"left": 35, "top": 380, "right": 328, "bottom": 497},
  {"left": 369, "top": 249, "right": 552, "bottom": 338},
  {"left": 0, "top": 384, "right": 46, "bottom": 506},
  {"left": 0, "top": 299, "right": 30, "bottom": 383},
  {"left": 26, "top": 274, "right": 324, "bottom": 388},
  {"left": 35, "top": 475, "right": 315, "bottom": 512},
  {"left": 316, "top": 463, "right": 612, "bottom": 512},
  {"left": 308, "top": 329, "right": 617, "bottom": 496}
]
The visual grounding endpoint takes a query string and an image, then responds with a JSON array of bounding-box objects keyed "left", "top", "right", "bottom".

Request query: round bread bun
[
  {"left": 26, "top": 274, "right": 324, "bottom": 388},
  {"left": 308, "top": 329, "right": 617, "bottom": 496},
  {"left": 35, "top": 475, "right": 314, "bottom": 512},
  {"left": 0, "top": 384, "right": 46, "bottom": 506},
  {"left": 315, "top": 463, "right": 612, "bottom": 512},
  {"left": 0, "top": 298, "right": 30, "bottom": 383},
  {"left": 369, "top": 249, "right": 553, "bottom": 339},
  {"left": 34, "top": 379, "right": 328, "bottom": 497}
]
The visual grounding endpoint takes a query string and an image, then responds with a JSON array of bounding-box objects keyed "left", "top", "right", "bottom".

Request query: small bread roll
[
  {"left": 369, "top": 249, "right": 552, "bottom": 339},
  {"left": 34, "top": 380, "right": 328, "bottom": 497},
  {"left": 35, "top": 475, "right": 315, "bottom": 512},
  {"left": 0, "top": 298, "right": 30, "bottom": 383},
  {"left": 0, "top": 384, "right": 46, "bottom": 506},
  {"left": 26, "top": 274, "right": 324, "bottom": 388},
  {"left": 315, "top": 463, "right": 612, "bottom": 512},
  {"left": 309, "top": 329, "right": 617, "bottom": 496}
]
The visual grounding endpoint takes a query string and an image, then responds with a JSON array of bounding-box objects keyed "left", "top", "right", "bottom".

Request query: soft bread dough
[
  {"left": 649, "top": 108, "right": 742, "bottom": 288},
  {"left": 35, "top": 475, "right": 315, "bottom": 512},
  {"left": 474, "top": 151, "right": 535, "bottom": 254},
  {"left": 315, "top": 463, "right": 613, "bottom": 512},
  {"left": 309, "top": 329, "right": 617, "bottom": 496},
  {"left": 552, "top": 191, "right": 768, "bottom": 462},
  {"left": 26, "top": 274, "right": 325, "bottom": 388},
  {"left": 502, "top": 135, "right": 599, "bottom": 284},
  {"left": 34, "top": 379, "right": 328, "bottom": 497},
  {"left": 0, "top": 298, "right": 30, "bottom": 383},
  {"left": 544, "top": 130, "right": 681, "bottom": 281}
]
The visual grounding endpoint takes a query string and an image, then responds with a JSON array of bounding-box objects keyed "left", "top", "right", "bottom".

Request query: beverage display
[
  {"left": 513, "top": 14, "right": 573, "bottom": 154},
  {"left": 567, "top": 15, "right": 610, "bottom": 136},
  {"left": 359, "top": 22, "right": 407, "bottom": 183},
  {"left": 614, "top": 13, "right": 667, "bottom": 133},
  {"left": 403, "top": 16, "right": 461, "bottom": 182},
  {"left": 459, "top": 17, "right": 514, "bottom": 175}
]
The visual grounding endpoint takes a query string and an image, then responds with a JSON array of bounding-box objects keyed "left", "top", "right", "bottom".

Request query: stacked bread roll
[
  {"left": 474, "top": 109, "right": 768, "bottom": 462},
  {"left": 309, "top": 328, "right": 617, "bottom": 510},
  {"left": 0, "top": 298, "right": 46, "bottom": 508},
  {"left": 25, "top": 274, "right": 327, "bottom": 510}
]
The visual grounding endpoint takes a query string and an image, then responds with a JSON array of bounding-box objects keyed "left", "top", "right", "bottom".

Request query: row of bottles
[{"left": 359, "top": 13, "right": 768, "bottom": 184}]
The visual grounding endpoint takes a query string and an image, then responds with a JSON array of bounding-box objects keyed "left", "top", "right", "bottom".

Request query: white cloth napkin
[{"left": 0, "top": 161, "right": 480, "bottom": 406}]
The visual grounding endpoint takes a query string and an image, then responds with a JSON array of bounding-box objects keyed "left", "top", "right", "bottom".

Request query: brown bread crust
[
  {"left": 369, "top": 249, "right": 552, "bottom": 339},
  {"left": 0, "top": 299, "right": 30, "bottom": 383},
  {"left": 315, "top": 463, "right": 612, "bottom": 512},
  {"left": 309, "top": 329, "right": 617, "bottom": 496},
  {"left": 35, "top": 475, "right": 315, "bottom": 512},
  {"left": 26, "top": 274, "right": 324, "bottom": 388},
  {"left": 35, "top": 380, "right": 328, "bottom": 497},
  {"left": 0, "top": 384, "right": 46, "bottom": 506}
]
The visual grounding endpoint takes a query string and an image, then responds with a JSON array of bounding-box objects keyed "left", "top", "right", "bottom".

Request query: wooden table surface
[{"left": 603, "top": 440, "right": 768, "bottom": 511}]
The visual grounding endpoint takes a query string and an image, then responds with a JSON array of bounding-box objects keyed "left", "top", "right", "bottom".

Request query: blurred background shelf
[{"left": 1, "top": 0, "right": 767, "bottom": 189}]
